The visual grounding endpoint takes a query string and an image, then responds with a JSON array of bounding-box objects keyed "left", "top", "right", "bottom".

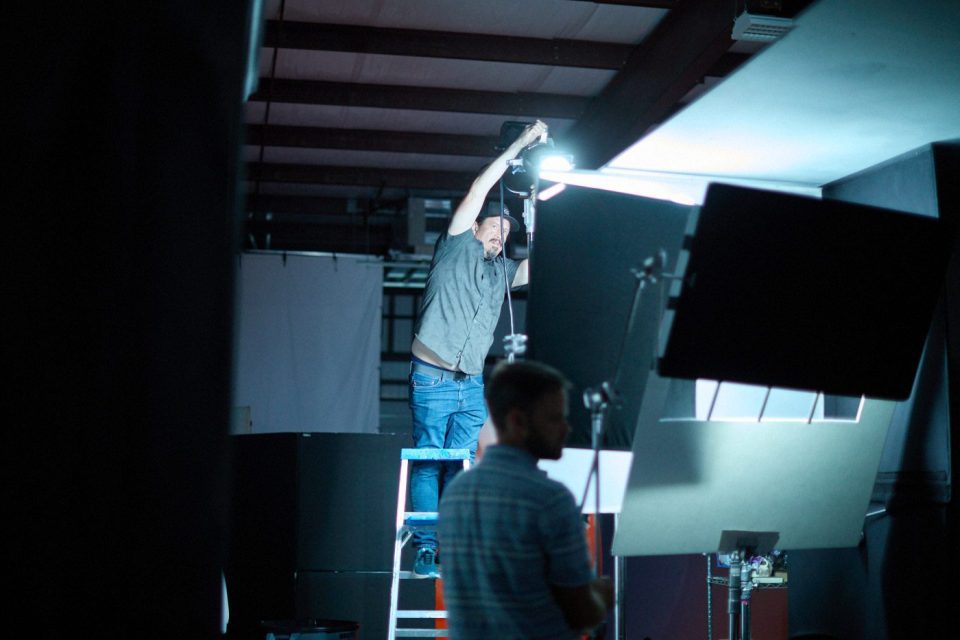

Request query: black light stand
[
  {"left": 499, "top": 176, "right": 526, "bottom": 363},
  {"left": 714, "top": 530, "right": 779, "bottom": 640},
  {"left": 581, "top": 251, "right": 669, "bottom": 640},
  {"left": 502, "top": 171, "right": 537, "bottom": 364},
  {"left": 523, "top": 182, "right": 538, "bottom": 256},
  {"left": 726, "top": 551, "right": 750, "bottom": 640},
  {"left": 582, "top": 381, "right": 617, "bottom": 562},
  {"left": 498, "top": 122, "right": 547, "bottom": 364}
]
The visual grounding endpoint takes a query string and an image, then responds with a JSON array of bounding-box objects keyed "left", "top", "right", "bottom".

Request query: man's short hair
[{"left": 485, "top": 360, "right": 570, "bottom": 433}]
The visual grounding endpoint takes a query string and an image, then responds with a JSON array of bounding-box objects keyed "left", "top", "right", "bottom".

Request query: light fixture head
[
  {"left": 502, "top": 140, "right": 575, "bottom": 197},
  {"left": 497, "top": 120, "right": 574, "bottom": 197},
  {"left": 503, "top": 157, "right": 537, "bottom": 197}
]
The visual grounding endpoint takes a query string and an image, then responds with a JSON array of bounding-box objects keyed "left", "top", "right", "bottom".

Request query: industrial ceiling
[{"left": 242, "top": 0, "right": 777, "bottom": 255}]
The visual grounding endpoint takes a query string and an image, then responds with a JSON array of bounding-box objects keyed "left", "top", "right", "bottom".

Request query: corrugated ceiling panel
[{"left": 265, "top": 49, "right": 614, "bottom": 95}]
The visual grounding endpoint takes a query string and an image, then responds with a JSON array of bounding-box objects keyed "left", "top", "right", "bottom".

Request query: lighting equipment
[
  {"left": 731, "top": 1, "right": 810, "bottom": 42},
  {"left": 503, "top": 141, "right": 575, "bottom": 197},
  {"left": 526, "top": 162, "right": 953, "bottom": 639},
  {"left": 498, "top": 121, "right": 574, "bottom": 199},
  {"left": 622, "top": 183, "right": 950, "bottom": 640},
  {"left": 732, "top": 11, "right": 794, "bottom": 41},
  {"left": 496, "top": 120, "right": 574, "bottom": 365},
  {"left": 659, "top": 183, "right": 952, "bottom": 400},
  {"left": 500, "top": 125, "right": 574, "bottom": 261}
]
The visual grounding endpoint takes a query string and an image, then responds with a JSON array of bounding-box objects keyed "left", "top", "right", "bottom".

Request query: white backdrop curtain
[{"left": 233, "top": 252, "right": 382, "bottom": 433}]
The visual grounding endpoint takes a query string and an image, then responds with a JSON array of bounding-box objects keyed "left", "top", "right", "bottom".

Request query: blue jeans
[{"left": 408, "top": 362, "right": 486, "bottom": 550}]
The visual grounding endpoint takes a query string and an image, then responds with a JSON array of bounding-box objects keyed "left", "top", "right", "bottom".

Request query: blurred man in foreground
[{"left": 438, "top": 360, "right": 612, "bottom": 639}]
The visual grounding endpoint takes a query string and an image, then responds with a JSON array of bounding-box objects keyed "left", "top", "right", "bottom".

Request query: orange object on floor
[
  {"left": 436, "top": 578, "right": 447, "bottom": 631},
  {"left": 585, "top": 513, "right": 603, "bottom": 574},
  {"left": 582, "top": 514, "right": 601, "bottom": 640}
]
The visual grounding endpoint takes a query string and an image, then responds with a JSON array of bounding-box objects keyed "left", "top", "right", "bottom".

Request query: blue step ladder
[{"left": 387, "top": 448, "right": 471, "bottom": 639}]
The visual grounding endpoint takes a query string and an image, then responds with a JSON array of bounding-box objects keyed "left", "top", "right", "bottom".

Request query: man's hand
[
  {"left": 552, "top": 574, "right": 613, "bottom": 632},
  {"left": 509, "top": 120, "right": 548, "bottom": 155},
  {"left": 592, "top": 575, "right": 614, "bottom": 610},
  {"left": 448, "top": 120, "right": 549, "bottom": 236}
]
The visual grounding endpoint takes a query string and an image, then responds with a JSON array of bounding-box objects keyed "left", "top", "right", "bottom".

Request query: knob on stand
[{"left": 503, "top": 333, "right": 528, "bottom": 363}]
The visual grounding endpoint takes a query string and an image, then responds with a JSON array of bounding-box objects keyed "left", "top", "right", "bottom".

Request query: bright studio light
[
  {"left": 504, "top": 148, "right": 575, "bottom": 198},
  {"left": 538, "top": 154, "right": 574, "bottom": 172}
]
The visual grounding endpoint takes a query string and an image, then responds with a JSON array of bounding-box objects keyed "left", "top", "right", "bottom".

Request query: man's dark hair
[{"left": 485, "top": 360, "right": 570, "bottom": 433}]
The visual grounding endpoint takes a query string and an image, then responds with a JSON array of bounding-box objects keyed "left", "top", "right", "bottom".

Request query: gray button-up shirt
[{"left": 414, "top": 231, "right": 519, "bottom": 375}]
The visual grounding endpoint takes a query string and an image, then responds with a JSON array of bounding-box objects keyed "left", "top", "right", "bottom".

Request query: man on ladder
[{"left": 407, "top": 121, "right": 547, "bottom": 578}]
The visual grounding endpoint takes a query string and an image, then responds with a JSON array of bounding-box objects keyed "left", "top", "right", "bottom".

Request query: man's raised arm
[{"left": 447, "top": 121, "right": 547, "bottom": 236}]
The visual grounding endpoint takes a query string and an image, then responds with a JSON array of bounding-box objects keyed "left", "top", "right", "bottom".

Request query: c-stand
[{"left": 581, "top": 250, "right": 669, "bottom": 640}]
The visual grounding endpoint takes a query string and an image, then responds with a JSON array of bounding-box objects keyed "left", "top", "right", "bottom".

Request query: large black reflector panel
[
  {"left": 527, "top": 185, "right": 691, "bottom": 449},
  {"left": 659, "top": 183, "right": 953, "bottom": 400}
]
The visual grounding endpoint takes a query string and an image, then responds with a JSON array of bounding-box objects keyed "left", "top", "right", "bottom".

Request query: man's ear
[
  {"left": 472, "top": 221, "right": 479, "bottom": 234},
  {"left": 504, "top": 407, "right": 528, "bottom": 435}
]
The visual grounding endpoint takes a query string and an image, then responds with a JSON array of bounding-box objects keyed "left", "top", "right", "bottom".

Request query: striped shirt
[{"left": 438, "top": 445, "right": 593, "bottom": 640}]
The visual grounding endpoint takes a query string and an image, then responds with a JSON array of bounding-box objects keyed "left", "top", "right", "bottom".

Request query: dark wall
[
  {"left": 788, "top": 142, "right": 959, "bottom": 640},
  {"left": 226, "top": 433, "right": 435, "bottom": 640},
  {"left": 7, "top": 3, "right": 251, "bottom": 636}
]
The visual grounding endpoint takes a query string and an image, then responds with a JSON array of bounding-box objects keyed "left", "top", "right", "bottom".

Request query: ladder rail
[
  {"left": 388, "top": 448, "right": 471, "bottom": 640},
  {"left": 387, "top": 458, "right": 410, "bottom": 640}
]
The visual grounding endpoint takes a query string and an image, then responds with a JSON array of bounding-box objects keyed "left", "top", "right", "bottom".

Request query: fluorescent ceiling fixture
[{"left": 539, "top": 168, "right": 821, "bottom": 205}]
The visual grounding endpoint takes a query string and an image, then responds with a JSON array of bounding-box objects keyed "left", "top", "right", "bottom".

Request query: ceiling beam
[
  {"left": 246, "top": 124, "right": 498, "bottom": 157},
  {"left": 244, "top": 222, "right": 396, "bottom": 254},
  {"left": 563, "top": 0, "right": 735, "bottom": 168},
  {"left": 247, "top": 195, "right": 360, "bottom": 215},
  {"left": 247, "top": 162, "right": 476, "bottom": 191},
  {"left": 249, "top": 78, "right": 588, "bottom": 119},
  {"left": 246, "top": 194, "right": 407, "bottom": 215},
  {"left": 246, "top": 194, "right": 530, "bottom": 217},
  {"left": 263, "top": 21, "right": 632, "bottom": 70},
  {"left": 247, "top": 213, "right": 398, "bottom": 227},
  {"left": 570, "top": 0, "right": 677, "bottom": 7},
  {"left": 706, "top": 51, "right": 751, "bottom": 78}
]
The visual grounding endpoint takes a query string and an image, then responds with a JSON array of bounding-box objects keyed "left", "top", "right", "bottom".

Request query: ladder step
[
  {"left": 397, "top": 610, "right": 447, "bottom": 618},
  {"left": 401, "top": 448, "right": 471, "bottom": 461},
  {"left": 395, "top": 630, "right": 449, "bottom": 638},
  {"left": 398, "top": 570, "right": 443, "bottom": 580},
  {"left": 404, "top": 511, "right": 439, "bottom": 527}
]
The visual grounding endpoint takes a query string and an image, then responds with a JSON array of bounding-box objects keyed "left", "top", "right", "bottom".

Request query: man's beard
[
  {"left": 483, "top": 246, "right": 500, "bottom": 260},
  {"left": 526, "top": 430, "right": 563, "bottom": 460}
]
